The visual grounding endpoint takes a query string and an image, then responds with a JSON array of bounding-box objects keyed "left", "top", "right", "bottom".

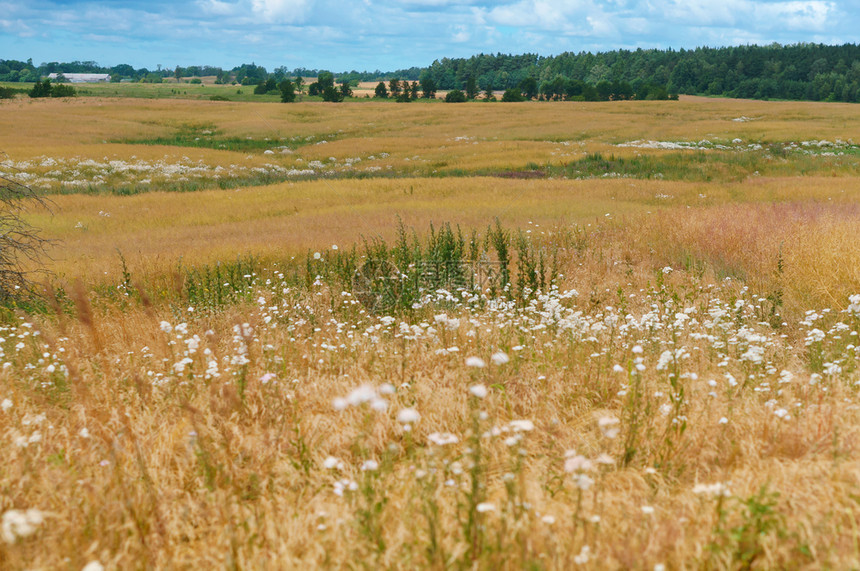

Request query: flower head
[
  {"left": 476, "top": 502, "right": 495, "bottom": 513},
  {"left": 427, "top": 432, "right": 459, "bottom": 446},
  {"left": 598, "top": 416, "right": 620, "bottom": 439},
  {"left": 2, "top": 509, "right": 45, "bottom": 543},
  {"left": 469, "top": 384, "right": 488, "bottom": 399},
  {"left": 508, "top": 420, "right": 534, "bottom": 432},
  {"left": 465, "top": 356, "right": 486, "bottom": 368},
  {"left": 397, "top": 408, "right": 420, "bottom": 424}
]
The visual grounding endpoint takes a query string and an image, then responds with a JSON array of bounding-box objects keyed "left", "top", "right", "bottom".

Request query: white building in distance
[{"left": 47, "top": 73, "right": 110, "bottom": 83}]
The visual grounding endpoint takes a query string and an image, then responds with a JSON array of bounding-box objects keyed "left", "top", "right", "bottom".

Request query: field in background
[
  {"left": 1, "top": 94, "right": 860, "bottom": 569},
  {"left": 3, "top": 95, "right": 859, "bottom": 312}
]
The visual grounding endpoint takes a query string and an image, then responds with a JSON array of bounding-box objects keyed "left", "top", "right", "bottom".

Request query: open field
[{"left": 1, "top": 94, "right": 860, "bottom": 569}]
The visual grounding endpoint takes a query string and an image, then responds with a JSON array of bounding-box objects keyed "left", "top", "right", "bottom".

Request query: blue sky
[{"left": 0, "top": 1, "right": 856, "bottom": 71}]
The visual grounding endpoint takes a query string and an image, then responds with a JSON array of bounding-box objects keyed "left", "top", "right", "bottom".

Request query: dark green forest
[
  {"left": 3, "top": 42, "right": 859, "bottom": 102},
  {"left": 420, "top": 43, "right": 860, "bottom": 102}
]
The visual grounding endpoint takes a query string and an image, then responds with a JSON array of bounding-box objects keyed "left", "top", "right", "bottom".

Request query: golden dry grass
[
  {"left": 1, "top": 251, "right": 859, "bottom": 569},
  {"left": 23, "top": 175, "right": 859, "bottom": 316},
  {"left": 1, "top": 95, "right": 860, "bottom": 569},
  {"left": 3, "top": 95, "right": 859, "bottom": 160}
]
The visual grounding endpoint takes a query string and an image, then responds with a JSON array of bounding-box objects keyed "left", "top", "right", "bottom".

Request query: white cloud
[
  {"left": 659, "top": 0, "right": 835, "bottom": 31},
  {"left": 399, "top": 0, "right": 479, "bottom": 6},
  {"left": 484, "top": 0, "right": 590, "bottom": 31},
  {"left": 451, "top": 24, "right": 470, "bottom": 42},
  {"left": 251, "top": 0, "right": 315, "bottom": 23},
  {"left": 757, "top": 1, "right": 833, "bottom": 31},
  {"left": 198, "top": 0, "right": 240, "bottom": 16},
  {"left": 661, "top": 0, "right": 745, "bottom": 26}
]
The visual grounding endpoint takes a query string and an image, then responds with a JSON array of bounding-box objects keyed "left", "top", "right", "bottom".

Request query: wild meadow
[{"left": 1, "top": 92, "right": 860, "bottom": 569}]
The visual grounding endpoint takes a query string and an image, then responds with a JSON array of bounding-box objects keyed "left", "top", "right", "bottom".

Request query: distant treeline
[
  {"left": 3, "top": 42, "right": 860, "bottom": 103},
  {"left": 421, "top": 43, "right": 860, "bottom": 102}
]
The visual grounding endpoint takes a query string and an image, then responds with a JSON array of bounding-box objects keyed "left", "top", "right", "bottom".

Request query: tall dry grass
[{"left": 1, "top": 242, "right": 859, "bottom": 568}]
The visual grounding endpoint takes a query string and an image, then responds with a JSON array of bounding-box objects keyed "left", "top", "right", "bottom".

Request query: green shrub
[
  {"left": 0, "top": 86, "right": 19, "bottom": 99},
  {"left": 501, "top": 88, "right": 525, "bottom": 102},
  {"left": 444, "top": 90, "right": 466, "bottom": 103},
  {"left": 50, "top": 84, "right": 77, "bottom": 98},
  {"left": 29, "top": 79, "right": 53, "bottom": 98}
]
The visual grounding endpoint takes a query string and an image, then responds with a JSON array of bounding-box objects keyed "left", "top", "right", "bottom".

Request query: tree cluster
[
  {"left": 373, "top": 79, "right": 430, "bottom": 101},
  {"left": 28, "top": 79, "right": 76, "bottom": 98},
  {"left": 306, "top": 72, "right": 352, "bottom": 102}
]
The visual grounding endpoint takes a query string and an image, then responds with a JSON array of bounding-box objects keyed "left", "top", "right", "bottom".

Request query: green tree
[
  {"left": 465, "top": 76, "right": 478, "bottom": 99},
  {"left": 374, "top": 82, "right": 388, "bottom": 98},
  {"left": 317, "top": 71, "right": 335, "bottom": 90},
  {"left": 419, "top": 76, "right": 437, "bottom": 98},
  {"left": 396, "top": 80, "right": 411, "bottom": 102},
  {"left": 518, "top": 77, "right": 538, "bottom": 99},
  {"left": 28, "top": 79, "right": 52, "bottom": 98},
  {"left": 279, "top": 79, "right": 296, "bottom": 102},
  {"left": 484, "top": 83, "right": 495, "bottom": 101},
  {"left": 595, "top": 80, "right": 612, "bottom": 100},
  {"left": 309, "top": 71, "right": 335, "bottom": 97},
  {"left": 389, "top": 78, "right": 401, "bottom": 98}
]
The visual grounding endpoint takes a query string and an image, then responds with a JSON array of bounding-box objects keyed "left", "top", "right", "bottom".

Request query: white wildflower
[
  {"left": 346, "top": 384, "right": 377, "bottom": 406},
  {"left": 564, "top": 454, "right": 593, "bottom": 473},
  {"left": 693, "top": 482, "right": 731, "bottom": 497},
  {"left": 469, "top": 384, "right": 488, "bottom": 398},
  {"left": 332, "top": 397, "right": 348, "bottom": 411},
  {"left": 323, "top": 456, "right": 343, "bottom": 470},
  {"left": 427, "top": 432, "right": 459, "bottom": 446},
  {"left": 509, "top": 420, "right": 534, "bottom": 432},
  {"left": 465, "top": 356, "right": 486, "bottom": 368},
  {"left": 575, "top": 474, "right": 594, "bottom": 490},
  {"left": 2, "top": 509, "right": 45, "bottom": 543},
  {"left": 397, "top": 408, "right": 421, "bottom": 424},
  {"left": 370, "top": 397, "right": 388, "bottom": 412},
  {"left": 598, "top": 416, "right": 620, "bottom": 439}
]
